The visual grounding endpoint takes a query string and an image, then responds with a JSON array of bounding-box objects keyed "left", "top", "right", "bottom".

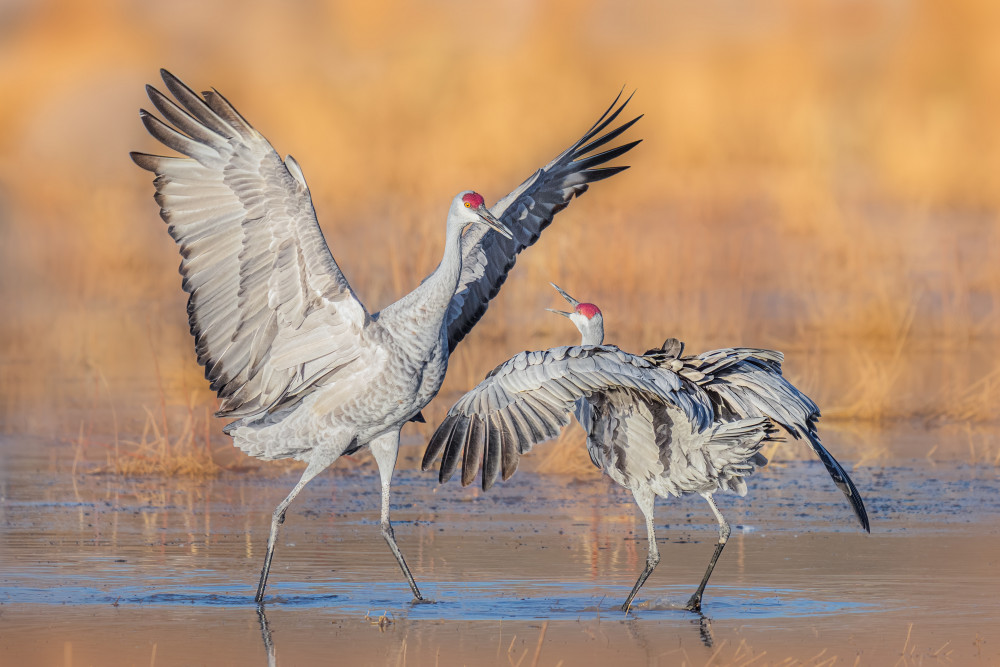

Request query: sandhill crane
[
  {"left": 130, "top": 70, "right": 640, "bottom": 604},
  {"left": 422, "top": 284, "right": 869, "bottom": 612}
]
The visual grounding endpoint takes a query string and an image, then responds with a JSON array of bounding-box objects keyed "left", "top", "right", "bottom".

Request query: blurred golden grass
[
  {"left": 69, "top": 360, "right": 223, "bottom": 477},
  {"left": 2, "top": 0, "right": 1000, "bottom": 468},
  {"left": 92, "top": 402, "right": 221, "bottom": 478}
]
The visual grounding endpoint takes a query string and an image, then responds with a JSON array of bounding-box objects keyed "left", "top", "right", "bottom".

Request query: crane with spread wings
[{"left": 131, "top": 70, "right": 640, "bottom": 603}]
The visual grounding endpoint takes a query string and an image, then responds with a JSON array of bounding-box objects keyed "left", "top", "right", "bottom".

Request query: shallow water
[{"left": 2, "top": 433, "right": 999, "bottom": 665}]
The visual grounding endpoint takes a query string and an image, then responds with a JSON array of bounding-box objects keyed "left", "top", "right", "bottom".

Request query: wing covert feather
[{"left": 422, "top": 345, "right": 713, "bottom": 489}]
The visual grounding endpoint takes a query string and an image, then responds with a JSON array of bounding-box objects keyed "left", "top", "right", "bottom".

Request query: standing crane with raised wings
[
  {"left": 422, "top": 284, "right": 869, "bottom": 612},
  {"left": 131, "top": 70, "right": 640, "bottom": 604}
]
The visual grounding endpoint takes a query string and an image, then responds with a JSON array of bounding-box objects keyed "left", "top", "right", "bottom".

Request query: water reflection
[
  {"left": 624, "top": 613, "right": 715, "bottom": 649},
  {"left": 254, "top": 599, "right": 715, "bottom": 663},
  {"left": 257, "top": 606, "right": 275, "bottom": 667},
  {"left": 698, "top": 615, "right": 714, "bottom": 648}
]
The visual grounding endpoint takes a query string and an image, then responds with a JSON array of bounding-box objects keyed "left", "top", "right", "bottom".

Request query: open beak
[
  {"left": 550, "top": 282, "right": 580, "bottom": 307},
  {"left": 546, "top": 282, "right": 579, "bottom": 318},
  {"left": 476, "top": 204, "right": 514, "bottom": 240}
]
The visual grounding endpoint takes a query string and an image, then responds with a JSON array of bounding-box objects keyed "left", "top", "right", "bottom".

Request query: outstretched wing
[
  {"left": 444, "top": 94, "right": 641, "bottom": 353},
  {"left": 653, "top": 342, "right": 870, "bottom": 532},
  {"left": 421, "top": 345, "right": 713, "bottom": 490},
  {"left": 131, "top": 70, "right": 371, "bottom": 422}
]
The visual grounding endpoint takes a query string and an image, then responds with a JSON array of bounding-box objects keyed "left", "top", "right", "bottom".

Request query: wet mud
[{"left": 2, "top": 434, "right": 999, "bottom": 665}]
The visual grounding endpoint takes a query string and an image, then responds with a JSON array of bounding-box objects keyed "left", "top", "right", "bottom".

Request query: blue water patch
[{"left": 0, "top": 580, "right": 880, "bottom": 621}]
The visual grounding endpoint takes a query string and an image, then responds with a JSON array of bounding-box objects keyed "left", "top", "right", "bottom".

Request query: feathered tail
[{"left": 705, "top": 417, "right": 776, "bottom": 496}]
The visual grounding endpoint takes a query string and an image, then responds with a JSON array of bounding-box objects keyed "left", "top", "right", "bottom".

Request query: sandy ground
[{"left": 2, "top": 434, "right": 999, "bottom": 666}]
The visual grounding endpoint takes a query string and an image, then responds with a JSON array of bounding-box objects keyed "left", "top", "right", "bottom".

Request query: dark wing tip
[
  {"left": 579, "top": 89, "right": 638, "bottom": 145},
  {"left": 835, "top": 459, "right": 870, "bottom": 533},
  {"left": 581, "top": 165, "right": 631, "bottom": 183},
  {"left": 438, "top": 417, "right": 470, "bottom": 483},
  {"left": 809, "top": 432, "right": 871, "bottom": 533},
  {"left": 851, "top": 480, "right": 871, "bottom": 533},
  {"left": 421, "top": 416, "right": 454, "bottom": 472},
  {"left": 160, "top": 68, "right": 180, "bottom": 87},
  {"left": 460, "top": 416, "right": 485, "bottom": 487},
  {"left": 130, "top": 151, "right": 159, "bottom": 171},
  {"left": 574, "top": 139, "right": 642, "bottom": 172}
]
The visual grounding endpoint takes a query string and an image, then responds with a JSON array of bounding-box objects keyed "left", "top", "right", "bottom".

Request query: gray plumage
[
  {"left": 130, "top": 70, "right": 640, "bottom": 603},
  {"left": 644, "top": 340, "right": 870, "bottom": 531},
  {"left": 422, "top": 284, "right": 869, "bottom": 613}
]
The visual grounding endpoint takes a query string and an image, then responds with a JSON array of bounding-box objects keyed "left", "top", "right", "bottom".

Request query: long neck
[
  {"left": 378, "top": 222, "right": 464, "bottom": 353},
  {"left": 579, "top": 320, "right": 604, "bottom": 346}
]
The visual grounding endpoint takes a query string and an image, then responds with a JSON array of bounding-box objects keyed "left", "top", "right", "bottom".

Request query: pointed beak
[
  {"left": 476, "top": 204, "right": 513, "bottom": 240},
  {"left": 549, "top": 282, "right": 580, "bottom": 308},
  {"left": 545, "top": 307, "right": 572, "bottom": 318}
]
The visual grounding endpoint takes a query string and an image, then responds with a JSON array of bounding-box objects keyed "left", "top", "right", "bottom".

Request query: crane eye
[{"left": 464, "top": 202, "right": 471, "bottom": 208}]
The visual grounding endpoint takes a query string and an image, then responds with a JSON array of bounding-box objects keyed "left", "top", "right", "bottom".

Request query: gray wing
[
  {"left": 444, "top": 94, "right": 641, "bottom": 353},
  {"left": 420, "top": 345, "right": 713, "bottom": 490},
  {"left": 655, "top": 343, "right": 870, "bottom": 532},
  {"left": 648, "top": 342, "right": 811, "bottom": 432},
  {"left": 131, "top": 70, "right": 371, "bottom": 422}
]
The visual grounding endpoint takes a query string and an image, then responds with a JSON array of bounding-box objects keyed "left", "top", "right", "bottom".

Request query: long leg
[
  {"left": 685, "top": 492, "right": 731, "bottom": 612},
  {"left": 370, "top": 431, "right": 423, "bottom": 601},
  {"left": 622, "top": 486, "right": 659, "bottom": 612},
  {"left": 256, "top": 457, "right": 330, "bottom": 604}
]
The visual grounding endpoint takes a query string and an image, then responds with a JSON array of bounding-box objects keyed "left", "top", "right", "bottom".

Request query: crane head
[
  {"left": 451, "top": 191, "right": 513, "bottom": 239},
  {"left": 546, "top": 282, "right": 605, "bottom": 345}
]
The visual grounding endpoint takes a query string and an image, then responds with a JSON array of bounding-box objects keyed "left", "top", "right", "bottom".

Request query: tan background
[{"left": 1, "top": 0, "right": 997, "bottom": 463}]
